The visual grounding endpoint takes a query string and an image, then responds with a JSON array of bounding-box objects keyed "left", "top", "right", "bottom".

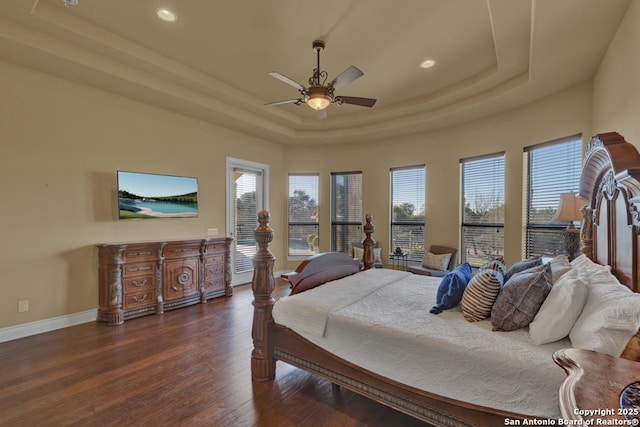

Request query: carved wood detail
[{"left": 578, "top": 132, "right": 640, "bottom": 289}]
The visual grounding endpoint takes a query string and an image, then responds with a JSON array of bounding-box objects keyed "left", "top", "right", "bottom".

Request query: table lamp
[{"left": 552, "top": 192, "right": 586, "bottom": 261}]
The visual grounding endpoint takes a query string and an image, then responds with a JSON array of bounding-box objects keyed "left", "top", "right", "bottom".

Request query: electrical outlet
[
  {"left": 18, "top": 300, "right": 29, "bottom": 313},
  {"left": 207, "top": 228, "right": 219, "bottom": 237}
]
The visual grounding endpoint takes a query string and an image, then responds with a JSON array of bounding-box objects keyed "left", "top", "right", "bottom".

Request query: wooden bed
[{"left": 250, "top": 132, "right": 640, "bottom": 426}]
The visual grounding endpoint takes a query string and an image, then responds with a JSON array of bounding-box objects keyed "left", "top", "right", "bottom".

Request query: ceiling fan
[{"left": 266, "top": 40, "right": 377, "bottom": 119}]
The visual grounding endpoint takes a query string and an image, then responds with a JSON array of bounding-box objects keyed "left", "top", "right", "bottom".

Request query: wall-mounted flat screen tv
[{"left": 117, "top": 171, "right": 198, "bottom": 219}]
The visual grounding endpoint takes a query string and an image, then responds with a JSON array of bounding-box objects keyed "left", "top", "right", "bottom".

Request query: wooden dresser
[{"left": 97, "top": 237, "right": 232, "bottom": 325}]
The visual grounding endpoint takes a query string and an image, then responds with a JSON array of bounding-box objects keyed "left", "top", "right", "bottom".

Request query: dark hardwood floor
[{"left": 0, "top": 278, "right": 430, "bottom": 427}]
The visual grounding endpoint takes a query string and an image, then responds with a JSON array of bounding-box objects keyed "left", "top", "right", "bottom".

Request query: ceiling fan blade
[
  {"left": 330, "top": 66, "right": 364, "bottom": 90},
  {"left": 268, "top": 72, "right": 305, "bottom": 91},
  {"left": 316, "top": 110, "right": 327, "bottom": 120},
  {"left": 264, "top": 99, "right": 301, "bottom": 106},
  {"left": 336, "top": 96, "right": 377, "bottom": 108}
]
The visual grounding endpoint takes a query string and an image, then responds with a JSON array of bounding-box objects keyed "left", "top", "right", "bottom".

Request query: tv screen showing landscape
[{"left": 117, "top": 171, "right": 198, "bottom": 219}]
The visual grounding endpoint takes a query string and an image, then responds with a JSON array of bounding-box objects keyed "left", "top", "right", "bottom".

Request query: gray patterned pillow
[
  {"left": 521, "top": 255, "right": 572, "bottom": 284},
  {"left": 505, "top": 256, "right": 542, "bottom": 281},
  {"left": 491, "top": 263, "right": 553, "bottom": 332},
  {"left": 461, "top": 259, "right": 506, "bottom": 322}
]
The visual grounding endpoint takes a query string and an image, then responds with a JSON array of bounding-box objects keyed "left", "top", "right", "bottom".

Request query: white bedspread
[{"left": 273, "top": 269, "right": 569, "bottom": 419}]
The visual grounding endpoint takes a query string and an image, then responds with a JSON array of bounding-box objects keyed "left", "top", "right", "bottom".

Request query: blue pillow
[{"left": 430, "top": 262, "right": 472, "bottom": 314}]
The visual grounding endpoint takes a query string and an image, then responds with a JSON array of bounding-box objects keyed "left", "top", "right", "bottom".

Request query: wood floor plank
[{"left": 0, "top": 279, "right": 432, "bottom": 426}]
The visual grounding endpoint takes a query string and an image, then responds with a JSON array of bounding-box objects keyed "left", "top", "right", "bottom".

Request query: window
[
  {"left": 331, "top": 172, "right": 363, "bottom": 253},
  {"left": 288, "top": 174, "right": 319, "bottom": 256},
  {"left": 390, "top": 165, "right": 425, "bottom": 261},
  {"left": 525, "top": 136, "right": 582, "bottom": 258},
  {"left": 460, "top": 153, "right": 505, "bottom": 266}
]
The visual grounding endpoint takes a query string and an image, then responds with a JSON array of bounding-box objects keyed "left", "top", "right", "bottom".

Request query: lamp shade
[
  {"left": 307, "top": 95, "right": 331, "bottom": 111},
  {"left": 306, "top": 86, "right": 331, "bottom": 111},
  {"left": 552, "top": 192, "right": 586, "bottom": 222}
]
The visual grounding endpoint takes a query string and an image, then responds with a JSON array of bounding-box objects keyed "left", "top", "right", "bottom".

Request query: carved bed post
[
  {"left": 251, "top": 210, "right": 276, "bottom": 382},
  {"left": 580, "top": 204, "right": 593, "bottom": 259},
  {"left": 362, "top": 213, "right": 376, "bottom": 270}
]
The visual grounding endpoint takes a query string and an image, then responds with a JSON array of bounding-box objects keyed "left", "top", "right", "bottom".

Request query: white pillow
[
  {"left": 569, "top": 269, "right": 640, "bottom": 356},
  {"left": 422, "top": 252, "right": 451, "bottom": 271},
  {"left": 529, "top": 268, "right": 588, "bottom": 344},
  {"left": 353, "top": 246, "right": 382, "bottom": 263},
  {"left": 373, "top": 247, "right": 382, "bottom": 263},
  {"left": 571, "top": 254, "right": 611, "bottom": 274}
]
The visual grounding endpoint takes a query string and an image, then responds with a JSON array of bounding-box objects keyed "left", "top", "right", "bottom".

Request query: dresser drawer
[
  {"left": 164, "top": 244, "right": 200, "bottom": 259},
  {"left": 123, "top": 290, "right": 156, "bottom": 310},
  {"left": 205, "top": 274, "right": 225, "bottom": 293},
  {"left": 123, "top": 275, "right": 155, "bottom": 293},
  {"left": 204, "top": 254, "right": 224, "bottom": 265},
  {"left": 123, "top": 246, "right": 157, "bottom": 262},
  {"left": 123, "top": 261, "right": 155, "bottom": 277},
  {"left": 203, "top": 241, "right": 226, "bottom": 253},
  {"left": 205, "top": 264, "right": 224, "bottom": 277}
]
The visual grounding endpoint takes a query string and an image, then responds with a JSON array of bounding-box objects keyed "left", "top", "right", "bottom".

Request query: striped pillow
[{"left": 461, "top": 259, "right": 505, "bottom": 322}]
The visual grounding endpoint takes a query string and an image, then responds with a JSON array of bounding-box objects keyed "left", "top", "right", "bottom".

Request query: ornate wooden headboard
[{"left": 579, "top": 132, "right": 640, "bottom": 291}]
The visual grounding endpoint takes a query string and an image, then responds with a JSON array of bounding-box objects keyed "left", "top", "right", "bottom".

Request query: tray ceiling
[{"left": 0, "top": 0, "right": 631, "bottom": 144}]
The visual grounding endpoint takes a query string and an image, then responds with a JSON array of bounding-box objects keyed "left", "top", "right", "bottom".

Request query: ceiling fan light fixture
[
  {"left": 306, "top": 87, "right": 332, "bottom": 111},
  {"left": 307, "top": 95, "right": 331, "bottom": 111}
]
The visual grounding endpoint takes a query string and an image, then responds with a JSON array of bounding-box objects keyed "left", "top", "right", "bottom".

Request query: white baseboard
[
  {"left": 0, "top": 309, "right": 97, "bottom": 343},
  {"left": 0, "top": 274, "right": 290, "bottom": 344}
]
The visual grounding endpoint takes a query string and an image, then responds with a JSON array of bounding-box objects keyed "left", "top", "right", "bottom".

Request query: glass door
[{"left": 226, "top": 158, "right": 268, "bottom": 285}]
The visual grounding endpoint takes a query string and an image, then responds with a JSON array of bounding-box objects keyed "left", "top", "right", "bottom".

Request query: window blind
[
  {"left": 390, "top": 165, "right": 426, "bottom": 261},
  {"left": 288, "top": 174, "right": 319, "bottom": 256},
  {"left": 234, "top": 171, "right": 258, "bottom": 273},
  {"left": 525, "top": 136, "right": 582, "bottom": 257},
  {"left": 460, "top": 153, "right": 505, "bottom": 266},
  {"left": 331, "top": 172, "right": 363, "bottom": 253}
]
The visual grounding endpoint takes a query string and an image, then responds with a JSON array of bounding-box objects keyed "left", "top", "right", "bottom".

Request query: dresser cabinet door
[{"left": 164, "top": 258, "right": 199, "bottom": 301}]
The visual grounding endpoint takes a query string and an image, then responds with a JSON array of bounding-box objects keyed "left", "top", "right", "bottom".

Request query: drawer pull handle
[
  {"left": 132, "top": 279, "right": 148, "bottom": 287},
  {"left": 132, "top": 294, "right": 148, "bottom": 302},
  {"left": 133, "top": 251, "right": 151, "bottom": 257},
  {"left": 129, "top": 267, "right": 151, "bottom": 272}
]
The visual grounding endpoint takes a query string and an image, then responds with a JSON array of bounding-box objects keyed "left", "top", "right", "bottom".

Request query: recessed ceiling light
[
  {"left": 155, "top": 8, "right": 178, "bottom": 22},
  {"left": 419, "top": 59, "right": 436, "bottom": 69}
]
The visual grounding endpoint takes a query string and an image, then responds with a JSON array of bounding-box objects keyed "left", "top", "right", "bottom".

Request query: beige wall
[
  {"left": 283, "top": 82, "right": 592, "bottom": 271},
  {"left": 593, "top": 0, "right": 639, "bottom": 146},
  {"left": 0, "top": 60, "right": 286, "bottom": 329}
]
